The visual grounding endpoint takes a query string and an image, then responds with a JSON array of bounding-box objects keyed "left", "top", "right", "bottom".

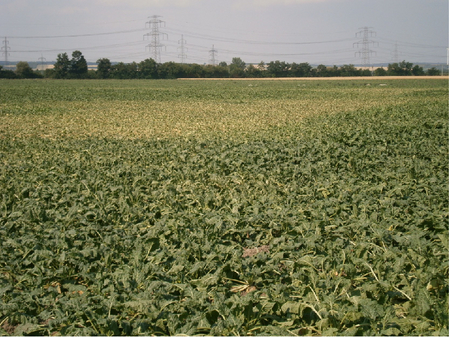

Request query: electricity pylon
[
  {"left": 38, "top": 54, "right": 46, "bottom": 72},
  {"left": 391, "top": 42, "right": 400, "bottom": 63},
  {"left": 144, "top": 15, "right": 168, "bottom": 63},
  {"left": 209, "top": 45, "right": 218, "bottom": 65},
  {"left": 1, "top": 37, "right": 10, "bottom": 65},
  {"left": 354, "top": 27, "right": 378, "bottom": 68},
  {"left": 178, "top": 35, "right": 187, "bottom": 64}
]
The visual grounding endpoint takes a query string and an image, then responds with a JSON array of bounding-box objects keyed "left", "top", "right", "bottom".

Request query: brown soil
[{"left": 242, "top": 245, "right": 270, "bottom": 258}]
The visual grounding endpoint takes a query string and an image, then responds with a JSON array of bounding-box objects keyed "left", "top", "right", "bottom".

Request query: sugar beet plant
[{"left": 0, "top": 80, "right": 448, "bottom": 335}]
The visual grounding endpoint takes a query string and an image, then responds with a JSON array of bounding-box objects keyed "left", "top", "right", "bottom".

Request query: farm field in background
[{"left": 0, "top": 79, "right": 448, "bottom": 335}]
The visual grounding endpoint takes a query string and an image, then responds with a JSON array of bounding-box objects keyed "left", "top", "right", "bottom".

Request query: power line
[
  {"left": 377, "top": 37, "right": 447, "bottom": 49},
  {"left": 144, "top": 15, "right": 168, "bottom": 63},
  {"left": 164, "top": 27, "right": 355, "bottom": 46},
  {"left": 8, "top": 28, "right": 147, "bottom": 39},
  {"left": 8, "top": 40, "right": 146, "bottom": 55}
]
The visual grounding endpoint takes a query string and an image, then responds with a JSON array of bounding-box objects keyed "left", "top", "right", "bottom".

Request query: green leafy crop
[{"left": 0, "top": 79, "right": 448, "bottom": 335}]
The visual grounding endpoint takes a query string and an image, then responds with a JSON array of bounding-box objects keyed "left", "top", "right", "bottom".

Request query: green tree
[
  {"left": 426, "top": 67, "right": 441, "bottom": 76},
  {"left": 388, "top": 60, "right": 414, "bottom": 76},
  {"left": 0, "top": 65, "right": 17, "bottom": 78},
  {"left": 111, "top": 62, "right": 138, "bottom": 79},
  {"left": 229, "top": 57, "right": 246, "bottom": 78},
  {"left": 374, "top": 67, "right": 387, "bottom": 76},
  {"left": 267, "top": 60, "right": 290, "bottom": 77},
  {"left": 70, "top": 50, "right": 88, "bottom": 78},
  {"left": 43, "top": 68, "right": 55, "bottom": 78},
  {"left": 54, "top": 53, "right": 70, "bottom": 78},
  {"left": 138, "top": 58, "right": 158, "bottom": 79},
  {"left": 329, "top": 65, "right": 341, "bottom": 77},
  {"left": 15, "top": 61, "right": 39, "bottom": 78},
  {"left": 412, "top": 64, "right": 425, "bottom": 76},
  {"left": 339, "top": 64, "right": 360, "bottom": 77},
  {"left": 186, "top": 64, "right": 205, "bottom": 78},
  {"left": 245, "top": 64, "right": 263, "bottom": 78},
  {"left": 176, "top": 64, "right": 192, "bottom": 78},
  {"left": 97, "top": 58, "right": 112, "bottom": 79},
  {"left": 158, "top": 62, "right": 183, "bottom": 79},
  {"left": 315, "top": 64, "right": 328, "bottom": 77},
  {"left": 290, "top": 62, "right": 312, "bottom": 77},
  {"left": 230, "top": 57, "right": 245, "bottom": 70},
  {"left": 204, "top": 64, "right": 229, "bottom": 78}
]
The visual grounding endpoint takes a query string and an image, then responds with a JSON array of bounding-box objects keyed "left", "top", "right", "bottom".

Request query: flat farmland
[{"left": 0, "top": 79, "right": 448, "bottom": 335}]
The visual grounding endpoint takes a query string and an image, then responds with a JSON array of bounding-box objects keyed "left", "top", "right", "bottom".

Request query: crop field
[{"left": 0, "top": 78, "right": 448, "bottom": 336}]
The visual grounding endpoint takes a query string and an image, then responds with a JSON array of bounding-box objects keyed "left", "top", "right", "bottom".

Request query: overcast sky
[{"left": 0, "top": 0, "right": 448, "bottom": 66}]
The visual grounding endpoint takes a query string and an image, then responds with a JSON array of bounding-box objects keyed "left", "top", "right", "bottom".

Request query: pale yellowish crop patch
[{"left": 0, "top": 81, "right": 445, "bottom": 140}]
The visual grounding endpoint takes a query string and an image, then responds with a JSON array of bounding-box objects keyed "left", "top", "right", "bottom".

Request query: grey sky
[{"left": 0, "top": 0, "right": 448, "bottom": 65}]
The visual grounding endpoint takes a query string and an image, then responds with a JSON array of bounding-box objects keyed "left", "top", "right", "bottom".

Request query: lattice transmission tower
[
  {"left": 1, "top": 37, "right": 11, "bottom": 65},
  {"left": 354, "top": 27, "right": 378, "bottom": 67},
  {"left": 209, "top": 45, "right": 218, "bottom": 65},
  {"left": 390, "top": 42, "right": 401, "bottom": 63},
  {"left": 144, "top": 15, "right": 168, "bottom": 63},
  {"left": 38, "top": 54, "right": 46, "bottom": 72},
  {"left": 178, "top": 35, "right": 187, "bottom": 64}
]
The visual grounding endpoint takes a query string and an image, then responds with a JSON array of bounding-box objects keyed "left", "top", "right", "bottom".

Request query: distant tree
[
  {"left": 229, "top": 57, "right": 246, "bottom": 77},
  {"left": 97, "top": 58, "right": 112, "bottom": 79},
  {"left": 138, "top": 58, "right": 158, "bottom": 79},
  {"left": 44, "top": 68, "right": 55, "bottom": 78},
  {"left": 204, "top": 64, "right": 229, "bottom": 78},
  {"left": 229, "top": 68, "right": 245, "bottom": 78},
  {"left": 315, "top": 64, "right": 328, "bottom": 77},
  {"left": 111, "top": 62, "right": 138, "bottom": 79},
  {"left": 218, "top": 61, "right": 227, "bottom": 67},
  {"left": 187, "top": 64, "right": 205, "bottom": 78},
  {"left": 328, "top": 65, "right": 341, "bottom": 77},
  {"left": 158, "top": 62, "right": 183, "bottom": 79},
  {"left": 339, "top": 64, "right": 360, "bottom": 77},
  {"left": 267, "top": 60, "right": 290, "bottom": 77},
  {"left": 69, "top": 50, "right": 88, "bottom": 78},
  {"left": 388, "top": 60, "right": 413, "bottom": 76},
  {"left": 0, "top": 65, "right": 17, "bottom": 78},
  {"left": 176, "top": 64, "right": 192, "bottom": 78},
  {"left": 54, "top": 53, "right": 70, "bottom": 78},
  {"left": 215, "top": 64, "right": 230, "bottom": 78},
  {"left": 245, "top": 64, "right": 263, "bottom": 78},
  {"left": 290, "top": 62, "right": 312, "bottom": 77},
  {"left": 387, "top": 62, "right": 401, "bottom": 75},
  {"left": 111, "top": 62, "right": 127, "bottom": 79},
  {"left": 374, "top": 67, "right": 387, "bottom": 76},
  {"left": 230, "top": 57, "right": 246, "bottom": 70},
  {"left": 412, "top": 64, "right": 425, "bottom": 76},
  {"left": 426, "top": 67, "right": 441, "bottom": 76},
  {"left": 15, "top": 61, "right": 39, "bottom": 78}
]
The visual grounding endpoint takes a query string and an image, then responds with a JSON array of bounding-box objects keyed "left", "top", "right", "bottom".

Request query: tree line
[{"left": 0, "top": 50, "right": 444, "bottom": 79}]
